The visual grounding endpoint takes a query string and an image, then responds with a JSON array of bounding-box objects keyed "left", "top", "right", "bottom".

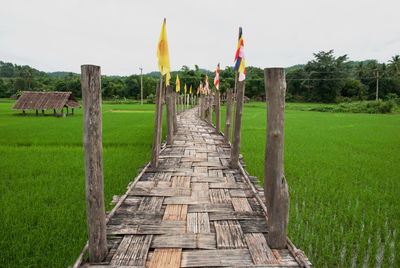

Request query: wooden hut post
[
  {"left": 81, "top": 64, "right": 108, "bottom": 262},
  {"left": 215, "top": 91, "right": 221, "bottom": 132},
  {"left": 151, "top": 81, "right": 164, "bottom": 168},
  {"left": 72, "top": 108, "right": 75, "bottom": 115},
  {"left": 42, "top": 110, "right": 45, "bottom": 116},
  {"left": 36, "top": 110, "right": 38, "bottom": 116},
  {"left": 165, "top": 85, "right": 174, "bottom": 145},
  {"left": 224, "top": 89, "right": 233, "bottom": 143},
  {"left": 264, "top": 68, "right": 289, "bottom": 249},
  {"left": 230, "top": 81, "right": 245, "bottom": 169},
  {"left": 53, "top": 109, "right": 56, "bottom": 115}
]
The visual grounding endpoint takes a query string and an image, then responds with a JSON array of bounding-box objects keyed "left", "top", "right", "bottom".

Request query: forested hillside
[{"left": 1, "top": 50, "right": 399, "bottom": 102}]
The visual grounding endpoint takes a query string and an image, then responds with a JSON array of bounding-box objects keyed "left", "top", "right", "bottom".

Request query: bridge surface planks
[{"left": 80, "top": 108, "right": 310, "bottom": 268}]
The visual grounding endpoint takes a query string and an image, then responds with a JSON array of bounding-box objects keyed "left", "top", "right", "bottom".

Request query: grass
[
  {"left": 0, "top": 100, "right": 164, "bottom": 267},
  {"left": 1, "top": 99, "right": 399, "bottom": 267},
  {"left": 221, "top": 102, "right": 400, "bottom": 267}
]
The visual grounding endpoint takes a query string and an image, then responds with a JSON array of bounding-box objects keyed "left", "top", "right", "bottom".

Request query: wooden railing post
[
  {"left": 151, "top": 82, "right": 163, "bottom": 168},
  {"left": 165, "top": 85, "right": 174, "bottom": 145},
  {"left": 172, "top": 91, "right": 178, "bottom": 133},
  {"left": 215, "top": 91, "right": 221, "bottom": 132},
  {"left": 200, "top": 95, "right": 205, "bottom": 120},
  {"left": 224, "top": 88, "right": 233, "bottom": 143},
  {"left": 207, "top": 95, "right": 213, "bottom": 124},
  {"left": 230, "top": 81, "right": 245, "bottom": 169},
  {"left": 81, "top": 64, "right": 107, "bottom": 262},
  {"left": 264, "top": 68, "right": 289, "bottom": 249}
]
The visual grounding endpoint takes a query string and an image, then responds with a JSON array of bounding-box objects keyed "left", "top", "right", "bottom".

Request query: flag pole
[{"left": 231, "top": 71, "right": 238, "bottom": 142}]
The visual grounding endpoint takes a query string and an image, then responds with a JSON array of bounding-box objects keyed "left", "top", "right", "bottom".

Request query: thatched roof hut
[{"left": 12, "top": 91, "right": 80, "bottom": 115}]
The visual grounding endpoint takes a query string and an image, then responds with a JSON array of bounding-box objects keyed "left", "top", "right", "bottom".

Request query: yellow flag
[
  {"left": 157, "top": 18, "right": 170, "bottom": 84},
  {"left": 175, "top": 75, "right": 181, "bottom": 92},
  {"left": 184, "top": 83, "right": 187, "bottom": 93},
  {"left": 189, "top": 84, "right": 192, "bottom": 94}
]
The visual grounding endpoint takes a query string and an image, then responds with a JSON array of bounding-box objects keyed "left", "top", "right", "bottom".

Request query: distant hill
[{"left": 47, "top": 72, "right": 79, "bottom": 78}]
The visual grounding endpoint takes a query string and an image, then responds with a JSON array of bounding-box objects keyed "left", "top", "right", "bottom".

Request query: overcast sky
[{"left": 1, "top": 0, "right": 399, "bottom": 75}]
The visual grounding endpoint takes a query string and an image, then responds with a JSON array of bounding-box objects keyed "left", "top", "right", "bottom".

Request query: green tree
[{"left": 304, "top": 50, "right": 349, "bottom": 102}]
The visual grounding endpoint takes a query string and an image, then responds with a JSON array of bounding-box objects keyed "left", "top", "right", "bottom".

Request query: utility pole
[
  {"left": 375, "top": 71, "right": 379, "bottom": 101},
  {"left": 139, "top": 67, "right": 143, "bottom": 105}
]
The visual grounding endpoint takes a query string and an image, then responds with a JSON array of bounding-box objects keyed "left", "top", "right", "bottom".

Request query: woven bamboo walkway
[{"left": 79, "top": 107, "right": 311, "bottom": 268}]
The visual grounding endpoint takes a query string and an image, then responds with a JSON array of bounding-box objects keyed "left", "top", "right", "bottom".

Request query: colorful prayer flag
[
  {"left": 184, "top": 83, "right": 187, "bottom": 94},
  {"left": 189, "top": 84, "right": 193, "bottom": 94},
  {"left": 157, "top": 18, "right": 171, "bottom": 85},
  {"left": 214, "top": 63, "right": 220, "bottom": 90},
  {"left": 204, "top": 75, "right": 210, "bottom": 95},
  {"left": 234, "top": 27, "right": 246, "bottom": 81}
]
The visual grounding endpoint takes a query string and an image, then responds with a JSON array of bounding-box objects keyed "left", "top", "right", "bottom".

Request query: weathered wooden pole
[
  {"left": 165, "top": 85, "right": 174, "bottom": 145},
  {"left": 230, "top": 80, "right": 245, "bottom": 169},
  {"left": 264, "top": 68, "right": 289, "bottom": 249},
  {"left": 215, "top": 91, "right": 221, "bottom": 132},
  {"left": 224, "top": 88, "right": 233, "bottom": 143},
  {"left": 207, "top": 94, "right": 213, "bottom": 124},
  {"left": 172, "top": 91, "right": 178, "bottom": 133},
  {"left": 200, "top": 95, "right": 206, "bottom": 120},
  {"left": 81, "top": 64, "right": 108, "bottom": 262},
  {"left": 151, "top": 81, "right": 164, "bottom": 168}
]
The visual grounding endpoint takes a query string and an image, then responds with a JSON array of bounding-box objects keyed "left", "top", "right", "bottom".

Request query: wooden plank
[
  {"left": 138, "top": 197, "right": 163, "bottom": 212},
  {"left": 191, "top": 182, "right": 209, "bottom": 203},
  {"left": 209, "top": 189, "right": 231, "bottom": 204},
  {"left": 148, "top": 248, "right": 182, "bottom": 268},
  {"left": 130, "top": 187, "right": 191, "bottom": 197},
  {"left": 191, "top": 176, "right": 225, "bottom": 183},
  {"left": 188, "top": 203, "right": 233, "bottom": 213},
  {"left": 150, "top": 233, "right": 216, "bottom": 249},
  {"left": 163, "top": 196, "right": 208, "bottom": 205},
  {"left": 209, "top": 182, "right": 247, "bottom": 189},
  {"left": 208, "top": 211, "right": 263, "bottom": 221},
  {"left": 110, "top": 235, "right": 152, "bottom": 266},
  {"left": 180, "top": 249, "right": 253, "bottom": 267},
  {"left": 245, "top": 233, "right": 278, "bottom": 265},
  {"left": 163, "top": 204, "right": 188, "bottom": 221},
  {"left": 231, "top": 198, "right": 253, "bottom": 212},
  {"left": 239, "top": 219, "right": 268, "bottom": 233},
  {"left": 107, "top": 221, "right": 186, "bottom": 235},
  {"left": 187, "top": 213, "right": 210, "bottom": 233},
  {"left": 171, "top": 176, "right": 191, "bottom": 188},
  {"left": 214, "top": 220, "right": 247, "bottom": 249}
]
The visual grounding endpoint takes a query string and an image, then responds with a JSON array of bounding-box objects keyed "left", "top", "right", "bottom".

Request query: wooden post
[
  {"left": 72, "top": 108, "right": 74, "bottom": 115},
  {"left": 215, "top": 91, "right": 220, "bottom": 132},
  {"left": 151, "top": 81, "right": 163, "bottom": 168},
  {"left": 42, "top": 110, "right": 45, "bottom": 116},
  {"left": 207, "top": 95, "right": 213, "bottom": 124},
  {"left": 165, "top": 85, "right": 174, "bottom": 145},
  {"left": 54, "top": 109, "right": 56, "bottom": 115},
  {"left": 200, "top": 95, "right": 205, "bottom": 120},
  {"left": 264, "top": 68, "right": 289, "bottom": 249},
  {"left": 172, "top": 92, "right": 178, "bottom": 133},
  {"left": 81, "top": 64, "right": 108, "bottom": 262},
  {"left": 224, "top": 89, "right": 233, "bottom": 143},
  {"left": 36, "top": 110, "right": 38, "bottom": 116},
  {"left": 230, "top": 81, "right": 245, "bottom": 169}
]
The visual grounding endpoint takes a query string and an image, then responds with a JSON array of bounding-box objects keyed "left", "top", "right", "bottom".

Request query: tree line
[{"left": 1, "top": 50, "right": 399, "bottom": 103}]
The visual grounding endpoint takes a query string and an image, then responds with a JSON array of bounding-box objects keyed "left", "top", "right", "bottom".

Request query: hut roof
[{"left": 12, "top": 91, "right": 81, "bottom": 110}]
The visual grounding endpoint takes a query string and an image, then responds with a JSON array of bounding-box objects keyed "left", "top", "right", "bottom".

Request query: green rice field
[{"left": 0, "top": 99, "right": 399, "bottom": 267}]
